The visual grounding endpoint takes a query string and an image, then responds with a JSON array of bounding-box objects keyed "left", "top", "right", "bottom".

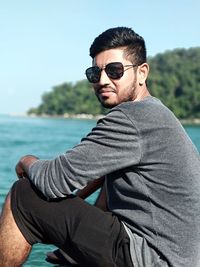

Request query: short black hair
[{"left": 89, "top": 26, "right": 147, "bottom": 65}]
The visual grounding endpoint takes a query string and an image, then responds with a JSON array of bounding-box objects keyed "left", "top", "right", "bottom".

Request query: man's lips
[{"left": 97, "top": 88, "right": 116, "bottom": 96}]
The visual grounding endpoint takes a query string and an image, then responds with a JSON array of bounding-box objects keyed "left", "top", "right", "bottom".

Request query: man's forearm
[
  {"left": 16, "top": 155, "right": 106, "bottom": 200},
  {"left": 76, "top": 176, "right": 105, "bottom": 199},
  {"left": 76, "top": 176, "right": 108, "bottom": 211},
  {"left": 94, "top": 183, "right": 108, "bottom": 211}
]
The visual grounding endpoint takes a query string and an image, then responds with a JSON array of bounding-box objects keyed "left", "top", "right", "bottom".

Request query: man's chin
[
  {"left": 100, "top": 101, "right": 117, "bottom": 109},
  {"left": 97, "top": 96, "right": 117, "bottom": 109}
]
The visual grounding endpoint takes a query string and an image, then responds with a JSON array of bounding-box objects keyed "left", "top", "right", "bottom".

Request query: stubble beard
[{"left": 97, "top": 78, "right": 137, "bottom": 109}]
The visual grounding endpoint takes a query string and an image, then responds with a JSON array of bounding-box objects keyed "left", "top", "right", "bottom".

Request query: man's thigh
[{"left": 10, "top": 179, "right": 132, "bottom": 267}]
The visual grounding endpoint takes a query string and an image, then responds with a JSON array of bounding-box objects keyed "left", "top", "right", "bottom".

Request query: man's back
[{"left": 106, "top": 96, "right": 200, "bottom": 267}]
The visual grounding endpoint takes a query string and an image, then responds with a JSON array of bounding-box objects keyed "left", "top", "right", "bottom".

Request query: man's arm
[
  {"left": 76, "top": 176, "right": 105, "bottom": 199},
  {"left": 76, "top": 176, "right": 108, "bottom": 211},
  {"left": 15, "top": 155, "right": 106, "bottom": 203},
  {"left": 14, "top": 110, "right": 139, "bottom": 199},
  {"left": 94, "top": 183, "right": 108, "bottom": 211}
]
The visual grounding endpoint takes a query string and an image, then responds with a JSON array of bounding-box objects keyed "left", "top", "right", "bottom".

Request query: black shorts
[{"left": 11, "top": 179, "right": 133, "bottom": 267}]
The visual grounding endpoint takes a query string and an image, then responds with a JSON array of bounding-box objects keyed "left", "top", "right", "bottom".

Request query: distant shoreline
[
  {"left": 8, "top": 112, "right": 104, "bottom": 120},
  {"left": 6, "top": 112, "right": 200, "bottom": 125},
  {"left": 179, "top": 118, "right": 200, "bottom": 126}
]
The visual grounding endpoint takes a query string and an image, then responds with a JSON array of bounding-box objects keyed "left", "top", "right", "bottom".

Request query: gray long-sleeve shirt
[{"left": 28, "top": 96, "right": 200, "bottom": 267}]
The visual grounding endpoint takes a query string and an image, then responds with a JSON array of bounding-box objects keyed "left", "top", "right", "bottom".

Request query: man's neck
[{"left": 134, "top": 88, "right": 151, "bottom": 102}]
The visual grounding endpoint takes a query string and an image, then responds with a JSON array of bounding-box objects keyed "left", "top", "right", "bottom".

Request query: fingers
[
  {"left": 15, "top": 155, "right": 38, "bottom": 179},
  {"left": 15, "top": 162, "right": 27, "bottom": 179}
]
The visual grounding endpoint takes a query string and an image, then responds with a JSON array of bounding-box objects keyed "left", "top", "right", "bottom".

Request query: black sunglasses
[{"left": 85, "top": 62, "right": 137, "bottom": 83}]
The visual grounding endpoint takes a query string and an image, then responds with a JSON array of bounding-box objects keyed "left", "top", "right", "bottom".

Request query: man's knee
[
  {"left": 0, "top": 190, "right": 31, "bottom": 267},
  {"left": 11, "top": 178, "right": 47, "bottom": 213},
  {"left": 9, "top": 179, "right": 42, "bottom": 245},
  {"left": 0, "top": 192, "right": 11, "bottom": 222}
]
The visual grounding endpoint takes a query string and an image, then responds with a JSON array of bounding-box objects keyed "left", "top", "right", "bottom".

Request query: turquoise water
[{"left": 0, "top": 115, "right": 200, "bottom": 266}]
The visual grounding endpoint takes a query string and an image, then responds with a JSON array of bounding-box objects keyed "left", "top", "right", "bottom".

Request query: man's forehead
[{"left": 92, "top": 48, "right": 127, "bottom": 66}]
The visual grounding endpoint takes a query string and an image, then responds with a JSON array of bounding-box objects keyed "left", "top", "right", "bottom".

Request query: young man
[{"left": 0, "top": 27, "right": 200, "bottom": 267}]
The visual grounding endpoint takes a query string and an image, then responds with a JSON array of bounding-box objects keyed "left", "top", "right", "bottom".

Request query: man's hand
[{"left": 15, "top": 155, "right": 39, "bottom": 179}]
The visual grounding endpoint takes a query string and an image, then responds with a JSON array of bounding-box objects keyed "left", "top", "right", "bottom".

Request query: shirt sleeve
[{"left": 28, "top": 107, "right": 142, "bottom": 198}]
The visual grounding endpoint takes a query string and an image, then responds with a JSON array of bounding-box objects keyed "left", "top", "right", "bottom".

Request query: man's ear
[{"left": 137, "top": 63, "right": 149, "bottom": 85}]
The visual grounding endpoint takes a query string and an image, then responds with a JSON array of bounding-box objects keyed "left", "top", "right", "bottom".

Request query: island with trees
[{"left": 28, "top": 47, "right": 200, "bottom": 122}]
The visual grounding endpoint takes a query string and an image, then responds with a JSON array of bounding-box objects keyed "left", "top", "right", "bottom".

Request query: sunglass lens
[
  {"left": 86, "top": 66, "right": 100, "bottom": 83},
  {"left": 85, "top": 62, "right": 124, "bottom": 83},
  {"left": 106, "top": 63, "right": 124, "bottom": 79}
]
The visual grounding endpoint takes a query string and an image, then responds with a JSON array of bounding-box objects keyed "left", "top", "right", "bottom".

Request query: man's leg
[
  {"left": 0, "top": 192, "right": 31, "bottom": 267},
  {"left": 1, "top": 179, "right": 133, "bottom": 267}
]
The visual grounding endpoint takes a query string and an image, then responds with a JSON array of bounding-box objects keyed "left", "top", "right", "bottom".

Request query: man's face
[{"left": 92, "top": 48, "right": 139, "bottom": 108}]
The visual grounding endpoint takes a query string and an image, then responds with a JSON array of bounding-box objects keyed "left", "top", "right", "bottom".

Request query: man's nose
[{"left": 98, "top": 69, "right": 111, "bottom": 85}]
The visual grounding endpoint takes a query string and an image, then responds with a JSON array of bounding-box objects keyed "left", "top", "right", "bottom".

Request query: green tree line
[
  {"left": 28, "top": 81, "right": 106, "bottom": 116},
  {"left": 28, "top": 47, "right": 200, "bottom": 119}
]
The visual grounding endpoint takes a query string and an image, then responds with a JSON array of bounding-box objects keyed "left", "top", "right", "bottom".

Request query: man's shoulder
[
  {"left": 115, "top": 96, "right": 165, "bottom": 116},
  {"left": 110, "top": 96, "right": 180, "bottom": 128}
]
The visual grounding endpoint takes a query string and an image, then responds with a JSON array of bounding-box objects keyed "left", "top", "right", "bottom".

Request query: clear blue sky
[{"left": 0, "top": 0, "right": 199, "bottom": 114}]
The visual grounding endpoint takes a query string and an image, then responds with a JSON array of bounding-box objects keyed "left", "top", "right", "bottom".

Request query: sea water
[{"left": 0, "top": 114, "right": 199, "bottom": 266}]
